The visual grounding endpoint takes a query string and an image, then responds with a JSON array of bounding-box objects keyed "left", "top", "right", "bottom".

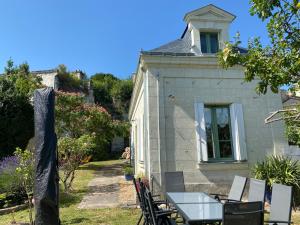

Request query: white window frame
[{"left": 194, "top": 102, "right": 247, "bottom": 163}]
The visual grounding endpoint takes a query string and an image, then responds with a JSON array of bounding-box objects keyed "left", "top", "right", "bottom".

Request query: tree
[
  {"left": 91, "top": 73, "right": 119, "bottom": 112},
  {"left": 91, "top": 73, "right": 133, "bottom": 117},
  {"left": 58, "top": 135, "right": 95, "bottom": 192},
  {"left": 55, "top": 91, "right": 118, "bottom": 160},
  {"left": 219, "top": 0, "right": 300, "bottom": 94},
  {"left": 57, "top": 64, "right": 88, "bottom": 93},
  {"left": 0, "top": 60, "right": 42, "bottom": 158}
]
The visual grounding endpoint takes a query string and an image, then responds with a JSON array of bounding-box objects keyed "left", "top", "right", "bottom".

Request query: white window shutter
[
  {"left": 230, "top": 103, "right": 247, "bottom": 161},
  {"left": 194, "top": 102, "right": 208, "bottom": 162}
]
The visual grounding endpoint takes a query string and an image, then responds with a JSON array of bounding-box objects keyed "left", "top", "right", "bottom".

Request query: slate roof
[
  {"left": 142, "top": 28, "right": 194, "bottom": 56},
  {"left": 142, "top": 26, "right": 248, "bottom": 56}
]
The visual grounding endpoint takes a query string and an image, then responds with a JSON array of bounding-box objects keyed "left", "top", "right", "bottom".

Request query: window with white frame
[
  {"left": 200, "top": 32, "right": 219, "bottom": 54},
  {"left": 195, "top": 102, "right": 247, "bottom": 162}
]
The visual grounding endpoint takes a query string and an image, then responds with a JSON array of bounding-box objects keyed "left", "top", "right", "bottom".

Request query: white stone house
[{"left": 128, "top": 4, "right": 287, "bottom": 193}]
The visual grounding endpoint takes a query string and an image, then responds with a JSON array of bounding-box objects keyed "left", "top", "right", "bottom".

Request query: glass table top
[
  {"left": 176, "top": 203, "right": 223, "bottom": 222},
  {"left": 166, "top": 192, "right": 219, "bottom": 204}
]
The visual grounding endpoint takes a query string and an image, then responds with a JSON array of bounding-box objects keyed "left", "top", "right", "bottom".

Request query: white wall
[
  {"left": 145, "top": 62, "right": 287, "bottom": 193},
  {"left": 130, "top": 81, "right": 146, "bottom": 175}
]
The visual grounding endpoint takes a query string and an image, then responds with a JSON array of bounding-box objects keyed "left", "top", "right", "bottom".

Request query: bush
[
  {"left": 0, "top": 156, "right": 22, "bottom": 195},
  {"left": 123, "top": 166, "right": 134, "bottom": 175},
  {"left": 0, "top": 149, "right": 34, "bottom": 212},
  {"left": 58, "top": 134, "right": 96, "bottom": 192},
  {"left": 252, "top": 155, "right": 300, "bottom": 205}
]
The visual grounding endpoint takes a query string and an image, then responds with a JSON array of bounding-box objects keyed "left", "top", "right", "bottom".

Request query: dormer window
[{"left": 200, "top": 32, "right": 219, "bottom": 54}]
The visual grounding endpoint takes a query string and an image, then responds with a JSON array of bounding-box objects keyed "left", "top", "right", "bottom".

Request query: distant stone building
[{"left": 31, "top": 69, "right": 94, "bottom": 103}]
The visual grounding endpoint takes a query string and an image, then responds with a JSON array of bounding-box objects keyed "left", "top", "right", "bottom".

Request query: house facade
[{"left": 128, "top": 5, "right": 287, "bottom": 193}]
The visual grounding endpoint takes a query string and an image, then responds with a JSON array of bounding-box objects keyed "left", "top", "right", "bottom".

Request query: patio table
[
  {"left": 166, "top": 192, "right": 219, "bottom": 204},
  {"left": 166, "top": 192, "right": 222, "bottom": 224}
]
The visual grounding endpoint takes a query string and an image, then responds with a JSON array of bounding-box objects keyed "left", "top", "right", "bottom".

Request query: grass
[{"left": 0, "top": 160, "right": 139, "bottom": 225}]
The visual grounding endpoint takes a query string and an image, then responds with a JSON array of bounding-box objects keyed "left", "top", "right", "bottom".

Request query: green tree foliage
[
  {"left": 55, "top": 91, "right": 128, "bottom": 160},
  {"left": 57, "top": 64, "right": 88, "bottom": 93},
  {"left": 58, "top": 135, "right": 95, "bottom": 192},
  {"left": 91, "top": 73, "right": 133, "bottom": 117},
  {"left": 0, "top": 60, "right": 42, "bottom": 158},
  {"left": 285, "top": 103, "right": 300, "bottom": 146},
  {"left": 219, "top": 0, "right": 300, "bottom": 94}
]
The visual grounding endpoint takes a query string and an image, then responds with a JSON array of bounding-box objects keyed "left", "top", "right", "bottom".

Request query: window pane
[
  {"left": 204, "top": 108, "right": 214, "bottom": 158},
  {"left": 200, "top": 33, "right": 208, "bottom": 53},
  {"left": 210, "top": 33, "right": 219, "bottom": 53},
  {"left": 219, "top": 141, "right": 232, "bottom": 158},
  {"left": 216, "top": 107, "right": 230, "bottom": 141}
]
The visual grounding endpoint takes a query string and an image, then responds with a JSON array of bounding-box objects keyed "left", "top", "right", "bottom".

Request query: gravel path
[{"left": 78, "top": 163, "right": 136, "bottom": 209}]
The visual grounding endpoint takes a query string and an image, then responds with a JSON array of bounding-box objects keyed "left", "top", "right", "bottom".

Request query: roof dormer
[{"left": 184, "top": 4, "right": 235, "bottom": 55}]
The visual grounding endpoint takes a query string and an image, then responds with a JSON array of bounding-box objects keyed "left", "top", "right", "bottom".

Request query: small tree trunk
[{"left": 67, "top": 171, "right": 76, "bottom": 190}]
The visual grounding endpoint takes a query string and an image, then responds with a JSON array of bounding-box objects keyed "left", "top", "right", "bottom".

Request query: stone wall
[
  {"left": 145, "top": 62, "right": 287, "bottom": 193},
  {"left": 284, "top": 145, "right": 300, "bottom": 161}
]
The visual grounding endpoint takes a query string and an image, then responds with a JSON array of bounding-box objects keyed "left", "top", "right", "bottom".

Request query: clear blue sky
[{"left": 0, "top": 0, "right": 269, "bottom": 79}]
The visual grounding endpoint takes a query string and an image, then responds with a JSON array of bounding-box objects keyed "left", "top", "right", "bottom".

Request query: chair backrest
[
  {"left": 223, "top": 201, "right": 264, "bottom": 225},
  {"left": 165, "top": 171, "right": 185, "bottom": 193},
  {"left": 227, "top": 175, "right": 247, "bottom": 201},
  {"left": 248, "top": 178, "right": 266, "bottom": 203},
  {"left": 144, "top": 188, "right": 158, "bottom": 225},
  {"left": 133, "top": 177, "right": 142, "bottom": 203},
  {"left": 269, "top": 183, "right": 293, "bottom": 225},
  {"left": 139, "top": 179, "right": 154, "bottom": 225}
]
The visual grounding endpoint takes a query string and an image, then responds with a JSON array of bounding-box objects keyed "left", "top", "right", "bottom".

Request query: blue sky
[{"left": 0, "top": 0, "right": 269, "bottom": 79}]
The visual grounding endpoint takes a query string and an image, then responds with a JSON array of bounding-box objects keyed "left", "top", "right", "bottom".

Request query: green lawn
[{"left": 0, "top": 160, "right": 139, "bottom": 225}]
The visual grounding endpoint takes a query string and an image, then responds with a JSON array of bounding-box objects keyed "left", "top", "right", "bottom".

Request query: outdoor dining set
[{"left": 133, "top": 172, "right": 294, "bottom": 225}]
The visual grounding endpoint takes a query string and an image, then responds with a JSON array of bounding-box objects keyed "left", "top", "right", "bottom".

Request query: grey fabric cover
[
  {"left": 227, "top": 176, "right": 247, "bottom": 201},
  {"left": 165, "top": 171, "right": 185, "bottom": 193},
  {"left": 248, "top": 178, "right": 266, "bottom": 203},
  {"left": 223, "top": 201, "right": 263, "bottom": 225},
  {"left": 34, "top": 88, "right": 59, "bottom": 225},
  {"left": 269, "top": 183, "right": 292, "bottom": 225}
]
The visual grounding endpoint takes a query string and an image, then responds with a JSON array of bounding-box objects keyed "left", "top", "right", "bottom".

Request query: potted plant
[{"left": 124, "top": 166, "right": 134, "bottom": 181}]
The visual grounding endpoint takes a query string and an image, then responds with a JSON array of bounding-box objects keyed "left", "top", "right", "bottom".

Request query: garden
[{"left": 0, "top": 61, "right": 135, "bottom": 224}]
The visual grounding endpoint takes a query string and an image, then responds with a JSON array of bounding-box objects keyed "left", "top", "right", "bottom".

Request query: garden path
[{"left": 78, "top": 162, "right": 136, "bottom": 209}]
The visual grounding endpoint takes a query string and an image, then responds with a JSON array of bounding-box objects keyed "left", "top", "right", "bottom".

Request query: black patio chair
[
  {"left": 248, "top": 178, "right": 266, "bottom": 204},
  {"left": 223, "top": 201, "right": 264, "bottom": 225},
  {"left": 164, "top": 171, "right": 185, "bottom": 193},
  {"left": 134, "top": 178, "right": 169, "bottom": 225},
  {"left": 211, "top": 175, "right": 247, "bottom": 202},
  {"left": 144, "top": 188, "right": 180, "bottom": 225},
  {"left": 264, "top": 183, "right": 293, "bottom": 225}
]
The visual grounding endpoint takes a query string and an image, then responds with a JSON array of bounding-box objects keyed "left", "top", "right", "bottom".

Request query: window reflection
[{"left": 204, "top": 106, "right": 232, "bottom": 160}]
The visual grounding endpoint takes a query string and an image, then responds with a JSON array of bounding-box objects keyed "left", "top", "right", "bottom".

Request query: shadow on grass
[
  {"left": 63, "top": 217, "right": 92, "bottom": 224},
  {"left": 77, "top": 163, "right": 125, "bottom": 171},
  {"left": 60, "top": 192, "right": 82, "bottom": 207}
]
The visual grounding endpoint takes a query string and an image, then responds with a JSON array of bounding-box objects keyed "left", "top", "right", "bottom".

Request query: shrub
[
  {"left": 0, "top": 156, "right": 22, "bottom": 195},
  {"left": 124, "top": 166, "right": 134, "bottom": 175},
  {"left": 58, "top": 134, "right": 96, "bottom": 192},
  {"left": 252, "top": 155, "right": 300, "bottom": 205}
]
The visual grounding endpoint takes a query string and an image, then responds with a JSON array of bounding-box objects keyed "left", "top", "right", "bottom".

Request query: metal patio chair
[
  {"left": 211, "top": 175, "right": 247, "bottom": 202},
  {"left": 223, "top": 201, "right": 264, "bottom": 225},
  {"left": 135, "top": 178, "right": 169, "bottom": 225},
  {"left": 164, "top": 171, "right": 185, "bottom": 193},
  {"left": 144, "top": 188, "right": 179, "bottom": 225},
  {"left": 265, "top": 183, "right": 293, "bottom": 225},
  {"left": 248, "top": 178, "right": 266, "bottom": 204}
]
